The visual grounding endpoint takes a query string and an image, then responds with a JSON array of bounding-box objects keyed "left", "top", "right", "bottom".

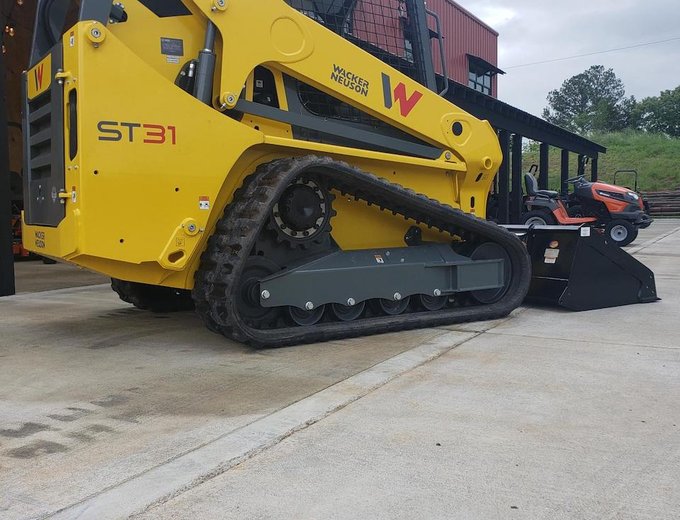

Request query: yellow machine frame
[{"left": 23, "top": 0, "right": 501, "bottom": 289}]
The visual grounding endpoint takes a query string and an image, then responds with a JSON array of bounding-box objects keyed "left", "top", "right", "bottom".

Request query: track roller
[{"left": 331, "top": 301, "right": 366, "bottom": 321}]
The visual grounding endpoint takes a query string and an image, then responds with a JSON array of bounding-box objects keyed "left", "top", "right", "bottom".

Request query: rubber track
[
  {"left": 192, "top": 156, "right": 531, "bottom": 347},
  {"left": 112, "top": 278, "right": 194, "bottom": 313}
]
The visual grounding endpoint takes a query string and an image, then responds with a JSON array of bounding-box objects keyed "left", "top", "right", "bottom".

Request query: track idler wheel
[
  {"left": 236, "top": 257, "right": 280, "bottom": 327},
  {"left": 469, "top": 243, "right": 511, "bottom": 304}
]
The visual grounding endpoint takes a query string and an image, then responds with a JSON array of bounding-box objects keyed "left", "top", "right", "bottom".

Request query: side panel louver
[{"left": 22, "top": 44, "right": 66, "bottom": 227}]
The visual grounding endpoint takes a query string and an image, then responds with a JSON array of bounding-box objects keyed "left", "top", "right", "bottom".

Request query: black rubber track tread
[
  {"left": 192, "top": 156, "right": 531, "bottom": 347},
  {"left": 111, "top": 278, "right": 194, "bottom": 313}
]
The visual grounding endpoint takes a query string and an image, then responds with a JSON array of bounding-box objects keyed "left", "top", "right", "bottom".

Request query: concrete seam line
[
  {"left": 628, "top": 226, "right": 680, "bottom": 255},
  {"left": 484, "top": 330, "right": 679, "bottom": 351},
  {"left": 44, "top": 330, "right": 480, "bottom": 520},
  {"left": 433, "top": 307, "right": 528, "bottom": 334}
]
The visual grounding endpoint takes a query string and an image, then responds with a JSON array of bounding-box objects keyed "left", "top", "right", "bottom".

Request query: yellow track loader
[{"left": 22, "top": 0, "right": 657, "bottom": 346}]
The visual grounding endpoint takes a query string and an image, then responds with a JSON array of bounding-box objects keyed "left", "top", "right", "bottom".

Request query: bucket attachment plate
[{"left": 504, "top": 225, "right": 658, "bottom": 311}]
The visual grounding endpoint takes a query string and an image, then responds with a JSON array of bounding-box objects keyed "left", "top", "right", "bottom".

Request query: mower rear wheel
[
  {"left": 521, "top": 210, "right": 555, "bottom": 226},
  {"left": 605, "top": 220, "right": 637, "bottom": 247}
]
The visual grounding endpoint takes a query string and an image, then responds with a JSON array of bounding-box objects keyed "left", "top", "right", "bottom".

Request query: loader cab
[
  {"left": 29, "top": 0, "right": 79, "bottom": 67},
  {"left": 290, "top": 0, "right": 356, "bottom": 33},
  {"left": 30, "top": 1, "right": 130, "bottom": 67}
]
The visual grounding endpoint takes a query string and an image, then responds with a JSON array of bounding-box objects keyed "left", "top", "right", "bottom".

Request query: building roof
[
  {"left": 441, "top": 0, "right": 499, "bottom": 36},
  {"left": 467, "top": 54, "right": 505, "bottom": 75},
  {"left": 443, "top": 79, "right": 607, "bottom": 156}
]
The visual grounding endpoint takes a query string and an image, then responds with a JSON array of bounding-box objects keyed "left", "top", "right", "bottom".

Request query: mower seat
[{"left": 525, "top": 173, "right": 558, "bottom": 198}]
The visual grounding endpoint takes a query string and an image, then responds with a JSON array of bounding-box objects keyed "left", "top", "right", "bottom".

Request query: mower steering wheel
[{"left": 566, "top": 175, "right": 586, "bottom": 184}]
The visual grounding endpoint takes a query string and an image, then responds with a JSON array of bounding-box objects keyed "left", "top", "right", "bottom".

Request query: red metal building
[
  {"left": 427, "top": 0, "right": 502, "bottom": 97},
  {"left": 347, "top": 0, "right": 502, "bottom": 98}
]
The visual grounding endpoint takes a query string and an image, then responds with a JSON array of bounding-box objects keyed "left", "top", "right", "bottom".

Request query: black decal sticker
[{"left": 161, "top": 37, "right": 184, "bottom": 57}]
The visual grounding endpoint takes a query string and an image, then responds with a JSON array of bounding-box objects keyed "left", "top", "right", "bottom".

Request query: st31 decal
[
  {"left": 381, "top": 73, "right": 423, "bottom": 117},
  {"left": 97, "top": 121, "right": 177, "bottom": 145}
]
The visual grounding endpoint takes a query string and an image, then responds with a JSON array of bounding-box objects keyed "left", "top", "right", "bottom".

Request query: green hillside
[{"left": 522, "top": 131, "right": 680, "bottom": 192}]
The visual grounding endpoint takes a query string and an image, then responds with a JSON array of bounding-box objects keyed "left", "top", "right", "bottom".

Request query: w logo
[
  {"left": 34, "top": 63, "right": 45, "bottom": 91},
  {"left": 381, "top": 73, "right": 423, "bottom": 117}
]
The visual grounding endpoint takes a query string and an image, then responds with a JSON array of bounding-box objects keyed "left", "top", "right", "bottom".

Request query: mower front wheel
[
  {"left": 521, "top": 210, "right": 556, "bottom": 226},
  {"left": 605, "top": 220, "right": 638, "bottom": 247}
]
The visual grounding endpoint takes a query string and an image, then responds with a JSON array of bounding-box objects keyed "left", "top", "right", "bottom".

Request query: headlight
[
  {"left": 627, "top": 192, "right": 639, "bottom": 201},
  {"left": 596, "top": 190, "right": 625, "bottom": 201}
]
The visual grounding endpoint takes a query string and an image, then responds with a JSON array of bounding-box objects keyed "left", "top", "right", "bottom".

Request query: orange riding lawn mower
[{"left": 521, "top": 167, "right": 653, "bottom": 247}]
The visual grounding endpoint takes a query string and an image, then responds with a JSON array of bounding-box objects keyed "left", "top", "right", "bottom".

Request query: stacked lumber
[{"left": 642, "top": 189, "right": 680, "bottom": 217}]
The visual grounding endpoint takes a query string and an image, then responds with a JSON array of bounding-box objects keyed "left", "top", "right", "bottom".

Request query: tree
[
  {"left": 635, "top": 86, "right": 680, "bottom": 137},
  {"left": 542, "top": 65, "right": 636, "bottom": 133}
]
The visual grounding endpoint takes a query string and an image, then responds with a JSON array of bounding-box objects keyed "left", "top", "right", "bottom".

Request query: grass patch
[{"left": 522, "top": 131, "right": 680, "bottom": 192}]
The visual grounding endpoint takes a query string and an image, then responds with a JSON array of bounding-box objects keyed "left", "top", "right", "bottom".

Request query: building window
[
  {"left": 468, "top": 67, "right": 492, "bottom": 95},
  {"left": 466, "top": 54, "right": 505, "bottom": 97}
]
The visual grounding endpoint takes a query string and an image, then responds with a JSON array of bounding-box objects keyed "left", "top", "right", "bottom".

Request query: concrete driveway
[{"left": 1, "top": 221, "right": 679, "bottom": 519}]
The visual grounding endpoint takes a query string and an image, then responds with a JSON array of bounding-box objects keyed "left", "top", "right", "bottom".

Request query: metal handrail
[{"left": 424, "top": 6, "right": 449, "bottom": 97}]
